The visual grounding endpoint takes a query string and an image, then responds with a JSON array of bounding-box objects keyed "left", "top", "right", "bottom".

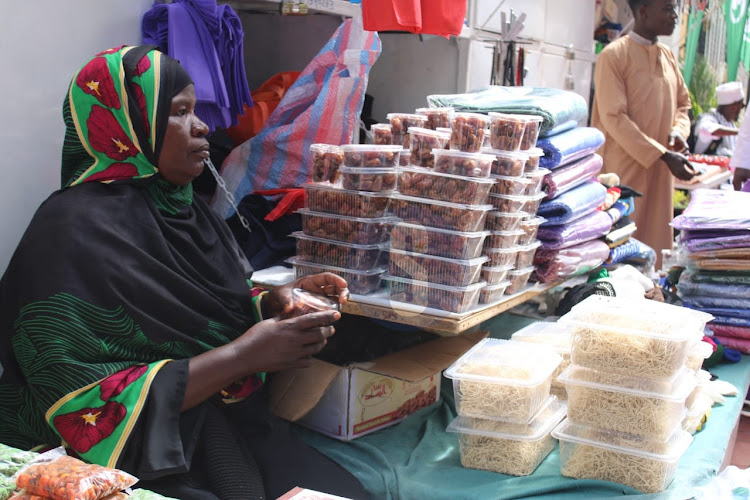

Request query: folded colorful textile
[
  {"left": 533, "top": 239, "right": 610, "bottom": 283},
  {"left": 678, "top": 273, "right": 750, "bottom": 299},
  {"left": 537, "top": 181, "right": 607, "bottom": 226},
  {"left": 538, "top": 210, "right": 612, "bottom": 250},
  {"left": 536, "top": 127, "right": 605, "bottom": 169},
  {"left": 672, "top": 189, "right": 750, "bottom": 230},
  {"left": 605, "top": 196, "right": 635, "bottom": 224},
  {"left": 707, "top": 323, "right": 750, "bottom": 339},
  {"left": 543, "top": 154, "right": 603, "bottom": 200},
  {"left": 605, "top": 218, "right": 637, "bottom": 245}
]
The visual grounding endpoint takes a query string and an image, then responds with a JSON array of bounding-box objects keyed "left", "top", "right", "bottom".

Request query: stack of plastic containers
[
  {"left": 552, "top": 295, "right": 713, "bottom": 493},
  {"left": 444, "top": 339, "right": 565, "bottom": 476},
  {"left": 290, "top": 143, "right": 402, "bottom": 295},
  {"left": 511, "top": 321, "right": 572, "bottom": 401},
  {"left": 479, "top": 112, "right": 547, "bottom": 298}
]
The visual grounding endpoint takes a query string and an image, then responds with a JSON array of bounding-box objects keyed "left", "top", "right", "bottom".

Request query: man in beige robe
[{"left": 592, "top": 0, "right": 696, "bottom": 269}]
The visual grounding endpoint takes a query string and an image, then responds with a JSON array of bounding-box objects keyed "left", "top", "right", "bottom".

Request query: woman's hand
[{"left": 262, "top": 272, "right": 349, "bottom": 318}]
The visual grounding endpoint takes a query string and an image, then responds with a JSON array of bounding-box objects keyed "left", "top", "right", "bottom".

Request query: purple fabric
[
  {"left": 533, "top": 239, "right": 610, "bottom": 283},
  {"left": 142, "top": 0, "right": 252, "bottom": 131},
  {"left": 672, "top": 189, "right": 750, "bottom": 230},
  {"left": 536, "top": 127, "right": 605, "bottom": 170},
  {"left": 537, "top": 210, "right": 612, "bottom": 250},
  {"left": 543, "top": 153, "right": 603, "bottom": 200},
  {"left": 684, "top": 234, "right": 750, "bottom": 252},
  {"left": 537, "top": 180, "right": 608, "bottom": 226}
]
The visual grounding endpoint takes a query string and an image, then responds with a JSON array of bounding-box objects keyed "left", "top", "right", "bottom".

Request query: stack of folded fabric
[{"left": 673, "top": 189, "right": 750, "bottom": 352}]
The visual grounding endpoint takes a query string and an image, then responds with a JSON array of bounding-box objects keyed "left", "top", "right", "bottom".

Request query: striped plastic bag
[{"left": 213, "top": 16, "right": 381, "bottom": 218}]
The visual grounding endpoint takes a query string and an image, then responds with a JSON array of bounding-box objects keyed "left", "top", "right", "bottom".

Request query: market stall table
[{"left": 675, "top": 169, "right": 732, "bottom": 191}]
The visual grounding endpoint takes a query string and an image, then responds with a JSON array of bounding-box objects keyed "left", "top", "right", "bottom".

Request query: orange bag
[{"left": 225, "top": 71, "right": 300, "bottom": 147}]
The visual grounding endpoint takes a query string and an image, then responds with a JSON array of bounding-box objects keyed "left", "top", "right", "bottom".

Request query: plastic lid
[
  {"left": 432, "top": 149, "right": 496, "bottom": 162},
  {"left": 391, "top": 193, "right": 494, "bottom": 212},
  {"left": 310, "top": 143, "right": 342, "bottom": 152},
  {"left": 338, "top": 166, "right": 398, "bottom": 175},
  {"left": 488, "top": 192, "right": 530, "bottom": 202},
  {"left": 524, "top": 167, "right": 551, "bottom": 180},
  {"left": 517, "top": 241, "right": 542, "bottom": 251},
  {"left": 392, "top": 222, "right": 490, "bottom": 238},
  {"left": 447, "top": 396, "right": 566, "bottom": 441},
  {"left": 296, "top": 208, "right": 398, "bottom": 224},
  {"left": 551, "top": 419, "right": 693, "bottom": 462},
  {"left": 436, "top": 127, "right": 452, "bottom": 135},
  {"left": 509, "top": 266, "right": 536, "bottom": 276},
  {"left": 452, "top": 111, "right": 491, "bottom": 121},
  {"left": 491, "top": 174, "right": 533, "bottom": 184},
  {"left": 444, "top": 338, "right": 562, "bottom": 387},
  {"left": 484, "top": 246, "right": 518, "bottom": 255},
  {"left": 487, "top": 112, "right": 528, "bottom": 122},
  {"left": 303, "top": 183, "right": 393, "bottom": 198},
  {"left": 511, "top": 321, "right": 572, "bottom": 352},
  {"left": 488, "top": 229, "right": 525, "bottom": 237},
  {"left": 520, "top": 217, "right": 546, "bottom": 227},
  {"left": 389, "top": 248, "right": 489, "bottom": 267},
  {"left": 481, "top": 148, "right": 530, "bottom": 159},
  {"left": 399, "top": 166, "right": 497, "bottom": 184},
  {"left": 415, "top": 106, "right": 454, "bottom": 113},
  {"left": 557, "top": 365, "right": 697, "bottom": 402},
  {"left": 371, "top": 123, "right": 392, "bottom": 131},
  {"left": 387, "top": 112, "right": 428, "bottom": 120},
  {"left": 483, "top": 280, "right": 511, "bottom": 291},
  {"left": 340, "top": 144, "right": 402, "bottom": 152},
  {"left": 689, "top": 340, "right": 713, "bottom": 360},
  {"left": 287, "top": 257, "right": 387, "bottom": 276},
  {"left": 526, "top": 147, "right": 544, "bottom": 157},
  {"left": 291, "top": 231, "right": 386, "bottom": 250},
  {"left": 407, "top": 126, "right": 452, "bottom": 138},
  {"left": 488, "top": 211, "right": 529, "bottom": 219},
  {"left": 482, "top": 264, "right": 514, "bottom": 272}
]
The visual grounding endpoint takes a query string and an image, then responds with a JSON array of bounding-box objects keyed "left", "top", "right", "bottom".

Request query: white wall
[{"left": 0, "top": 0, "right": 154, "bottom": 272}]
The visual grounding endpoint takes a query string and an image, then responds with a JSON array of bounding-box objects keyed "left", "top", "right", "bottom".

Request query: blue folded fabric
[
  {"left": 538, "top": 181, "right": 607, "bottom": 226},
  {"left": 536, "top": 127, "right": 606, "bottom": 169}
]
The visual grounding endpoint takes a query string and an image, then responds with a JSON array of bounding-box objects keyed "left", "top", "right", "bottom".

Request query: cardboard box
[{"left": 270, "top": 330, "right": 487, "bottom": 441}]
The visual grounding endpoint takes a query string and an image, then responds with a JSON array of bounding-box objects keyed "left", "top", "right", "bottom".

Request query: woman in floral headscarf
[{"left": 0, "top": 46, "right": 367, "bottom": 500}]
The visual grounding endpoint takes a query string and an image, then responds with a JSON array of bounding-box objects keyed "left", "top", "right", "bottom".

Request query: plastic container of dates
[
  {"left": 484, "top": 246, "right": 519, "bottom": 267},
  {"left": 371, "top": 123, "right": 394, "bottom": 145},
  {"left": 288, "top": 257, "right": 386, "bottom": 295},
  {"left": 524, "top": 148, "right": 545, "bottom": 172},
  {"left": 390, "top": 222, "right": 489, "bottom": 260},
  {"left": 506, "top": 266, "right": 535, "bottom": 295},
  {"left": 432, "top": 149, "right": 495, "bottom": 178},
  {"left": 490, "top": 174, "right": 533, "bottom": 196},
  {"left": 518, "top": 217, "right": 545, "bottom": 245},
  {"left": 298, "top": 209, "right": 396, "bottom": 245},
  {"left": 292, "top": 232, "right": 388, "bottom": 271},
  {"left": 399, "top": 149, "right": 411, "bottom": 167},
  {"left": 304, "top": 183, "right": 392, "bottom": 218},
  {"left": 519, "top": 115, "right": 544, "bottom": 151},
  {"left": 485, "top": 211, "right": 529, "bottom": 231},
  {"left": 341, "top": 144, "right": 401, "bottom": 169},
  {"left": 310, "top": 143, "right": 344, "bottom": 183},
  {"left": 484, "top": 229, "right": 525, "bottom": 250},
  {"left": 450, "top": 112, "right": 491, "bottom": 152},
  {"left": 481, "top": 264, "right": 513, "bottom": 285},
  {"left": 523, "top": 168, "right": 550, "bottom": 196},
  {"left": 514, "top": 241, "right": 542, "bottom": 269},
  {"left": 522, "top": 193, "right": 547, "bottom": 215},
  {"left": 488, "top": 193, "right": 529, "bottom": 213},
  {"left": 397, "top": 166, "right": 495, "bottom": 205},
  {"left": 338, "top": 166, "right": 398, "bottom": 193},
  {"left": 416, "top": 106, "right": 453, "bottom": 130},
  {"left": 387, "top": 113, "right": 429, "bottom": 148},
  {"left": 384, "top": 275, "right": 486, "bottom": 313},
  {"left": 479, "top": 280, "right": 512, "bottom": 304},
  {"left": 483, "top": 149, "right": 529, "bottom": 177},
  {"left": 390, "top": 194, "right": 493, "bottom": 232},
  {"left": 408, "top": 127, "right": 451, "bottom": 168},
  {"left": 488, "top": 112, "right": 527, "bottom": 151},
  {"left": 388, "top": 248, "right": 489, "bottom": 286},
  {"left": 280, "top": 288, "right": 341, "bottom": 320}
]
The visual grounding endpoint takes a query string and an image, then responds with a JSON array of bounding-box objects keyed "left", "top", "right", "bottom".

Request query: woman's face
[{"left": 158, "top": 84, "right": 210, "bottom": 186}]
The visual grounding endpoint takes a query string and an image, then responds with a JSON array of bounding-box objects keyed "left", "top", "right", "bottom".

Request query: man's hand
[
  {"left": 733, "top": 167, "right": 750, "bottom": 191},
  {"left": 661, "top": 151, "right": 697, "bottom": 181},
  {"left": 668, "top": 133, "right": 689, "bottom": 153}
]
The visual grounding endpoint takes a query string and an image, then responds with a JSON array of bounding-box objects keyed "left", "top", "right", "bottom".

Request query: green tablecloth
[{"left": 300, "top": 314, "right": 750, "bottom": 500}]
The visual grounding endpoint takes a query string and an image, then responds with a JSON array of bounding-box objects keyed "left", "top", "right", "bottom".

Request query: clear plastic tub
[
  {"left": 484, "top": 149, "right": 529, "bottom": 177},
  {"left": 450, "top": 112, "right": 491, "bottom": 152},
  {"left": 559, "top": 295, "right": 713, "bottom": 379},
  {"left": 484, "top": 246, "right": 519, "bottom": 267},
  {"left": 480, "top": 280, "right": 511, "bottom": 303},
  {"left": 519, "top": 115, "right": 544, "bottom": 150},
  {"left": 558, "top": 364, "right": 696, "bottom": 441},
  {"left": 310, "top": 144, "right": 344, "bottom": 183},
  {"left": 371, "top": 123, "right": 394, "bottom": 145},
  {"left": 484, "top": 229, "right": 525, "bottom": 250},
  {"left": 490, "top": 174, "right": 533, "bottom": 196},
  {"left": 685, "top": 369, "right": 711, "bottom": 409},
  {"left": 444, "top": 338, "right": 562, "bottom": 422},
  {"left": 415, "top": 107, "right": 453, "bottom": 130},
  {"left": 488, "top": 192, "right": 528, "bottom": 213},
  {"left": 399, "top": 149, "right": 411, "bottom": 167},
  {"left": 447, "top": 396, "right": 566, "bottom": 476},
  {"left": 390, "top": 223, "right": 489, "bottom": 260},
  {"left": 384, "top": 275, "right": 485, "bottom": 313},
  {"left": 553, "top": 419, "right": 693, "bottom": 494},
  {"left": 488, "top": 112, "right": 527, "bottom": 151},
  {"left": 481, "top": 265, "right": 513, "bottom": 285},
  {"left": 685, "top": 341, "right": 713, "bottom": 374},
  {"left": 388, "top": 248, "right": 488, "bottom": 286},
  {"left": 523, "top": 168, "right": 550, "bottom": 196},
  {"left": 341, "top": 144, "right": 401, "bottom": 169},
  {"left": 485, "top": 211, "right": 529, "bottom": 231},
  {"left": 523, "top": 192, "right": 547, "bottom": 215},
  {"left": 289, "top": 257, "right": 386, "bottom": 295},
  {"left": 397, "top": 167, "right": 495, "bottom": 205},
  {"left": 388, "top": 113, "right": 429, "bottom": 148},
  {"left": 280, "top": 288, "right": 341, "bottom": 320},
  {"left": 506, "top": 266, "right": 535, "bottom": 295},
  {"left": 518, "top": 217, "right": 545, "bottom": 245},
  {"left": 524, "top": 148, "right": 545, "bottom": 172},
  {"left": 515, "top": 240, "right": 542, "bottom": 268},
  {"left": 298, "top": 209, "right": 395, "bottom": 244},
  {"left": 432, "top": 149, "right": 495, "bottom": 178},
  {"left": 304, "top": 183, "right": 391, "bottom": 218},
  {"left": 408, "top": 127, "right": 451, "bottom": 168},
  {"left": 511, "top": 322, "right": 572, "bottom": 394},
  {"left": 293, "top": 232, "right": 388, "bottom": 270},
  {"left": 390, "top": 194, "right": 493, "bottom": 232},
  {"left": 338, "top": 166, "right": 398, "bottom": 192}
]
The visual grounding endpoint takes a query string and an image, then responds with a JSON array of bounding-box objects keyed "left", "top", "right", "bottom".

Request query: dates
[
  {"left": 390, "top": 195, "right": 491, "bottom": 232},
  {"left": 484, "top": 246, "right": 519, "bottom": 267},
  {"left": 294, "top": 233, "right": 386, "bottom": 270},
  {"left": 490, "top": 174, "right": 532, "bottom": 196},
  {"left": 518, "top": 217, "right": 545, "bottom": 245},
  {"left": 525, "top": 148, "right": 544, "bottom": 172},
  {"left": 485, "top": 211, "right": 527, "bottom": 231},
  {"left": 416, "top": 107, "right": 453, "bottom": 129},
  {"left": 342, "top": 144, "right": 401, "bottom": 168},
  {"left": 310, "top": 144, "right": 344, "bottom": 183},
  {"left": 514, "top": 241, "right": 541, "bottom": 269},
  {"left": 390, "top": 223, "right": 489, "bottom": 260},
  {"left": 522, "top": 193, "right": 546, "bottom": 215},
  {"left": 291, "top": 258, "right": 385, "bottom": 295},
  {"left": 523, "top": 168, "right": 549, "bottom": 195},
  {"left": 386, "top": 277, "right": 484, "bottom": 313},
  {"left": 388, "top": 249, "right": 487, "bottom": 286},
  {"left": 300, "top": 209, "right": 394, "bottom": 244},
  {"left": 304, "top": 184, "right": 391, "bottom": 218},
  {"left": 339, "top": 166, "right": 397, "bottom": 192},
  {"left": 506, "top": 266, "right": 535, "bottom": 295},
  {"left": 480, "top": 281, "right": 511, "bottom": 303},
  {"left": 399, "top": 149, "right": 411, "bottom": 166},
  {"left": 520, "top": 116, "right": 543, "bottom": 150},
  {"left": 408, "top": 127, "right": 451, "bottom": 168},
  {"left": 387, "top": 113, "right": 429, "bottom": 148},
  {"left": 484, "top": 229, "right": 524, "bottom": 250},
  {"left": 486, "top": 150, "right": 528, "bottom": 177},
  {"left": 397, "top": 167, "right": 494, "bottom": 205},
  {"left": 433, "top": 150, "right": 494, "bottom": 178},
  {"left": 280, "top": 288, "right": 340, "bottom": 319},
  {"left": 481, "top": 264, "right": 512, "bottom": 285},
  {"left": 371, "top": 123, "right": 394, "bottom": 145},
  {"left": 450, "top": 112, "right": 490, "bottom": 152},
  {"left": 488, "top": 112, "right": 526, "bottom": 151},
  {"left": 488, "top": 193, "right": 527, "bottom": 213}
]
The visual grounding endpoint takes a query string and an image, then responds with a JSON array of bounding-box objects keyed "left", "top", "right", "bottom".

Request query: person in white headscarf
[
  {"left": 692, "top": 81, "right": 745, "bottom": 156},
  {"left": 730, "top": 106, "right": 750, "bottom": 191}
]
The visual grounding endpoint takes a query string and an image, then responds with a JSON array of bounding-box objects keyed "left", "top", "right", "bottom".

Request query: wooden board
[{"left": 675, "top": 169, "right": 732, "bottom": 191}]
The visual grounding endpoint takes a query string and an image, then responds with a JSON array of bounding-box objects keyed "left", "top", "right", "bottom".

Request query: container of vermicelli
[
  {"left": 444, "top": 339, "right": 562, "bottom": 423},
  {"left": 558, "top": 364, "right": 695, "bottom": 441},
  {"left": 685, "top": 340, "right": 713, "bottom": 375},
  {"left": 552, "top": 418, "right": 693, "bottom": 494},
  {"left": 559, "top": 295, "right": 713, "bottom": 380},
  {"left": 511, "top": 322, "right": 572, "bottom": 398},
  {"left": 447, "top": 396, "right": 566, "bottom": 476}
]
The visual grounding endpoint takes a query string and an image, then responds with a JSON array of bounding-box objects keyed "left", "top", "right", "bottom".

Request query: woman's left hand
[{"left": 262, "top": 272, "right": 350, "bottom": 318}]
